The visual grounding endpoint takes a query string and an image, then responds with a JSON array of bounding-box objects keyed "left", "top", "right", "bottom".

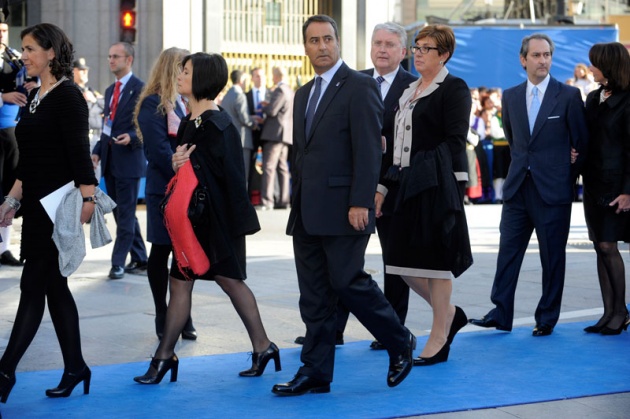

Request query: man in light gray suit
[
  {"left": 221, "top": 69, "right": 258, "bottom": 184},
  {"left": 260, "top": 66, "right": 294, "bottom": 210}
]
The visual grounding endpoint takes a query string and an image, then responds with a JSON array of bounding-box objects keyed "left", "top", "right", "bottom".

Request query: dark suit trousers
[
  {"left": 292, "top": 216, "right": 407, "bottom": 382},
  {"left": 261, "top": 141, "right": 290, "bottom": 208},
  {"left": 335, "top": 214, "right": 410, "bottom": 334},
  {"left": 105, "top": 174, "right": 148, "bottom": 267},
  {"left": 489, "top": 175, "right": 571, "bottom": 328}
]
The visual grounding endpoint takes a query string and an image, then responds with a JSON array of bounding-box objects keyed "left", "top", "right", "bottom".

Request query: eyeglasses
[
  {"left": 410, "top": 46, "right": 439, "bottom": 55},
  {"left": 108, "top": 54, "right": 128, "bottom": 60}
]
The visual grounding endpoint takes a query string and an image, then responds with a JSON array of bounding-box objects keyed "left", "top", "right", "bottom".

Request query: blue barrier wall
[{"left": 409, "top": 25, "right": 619, "bottom": 89}]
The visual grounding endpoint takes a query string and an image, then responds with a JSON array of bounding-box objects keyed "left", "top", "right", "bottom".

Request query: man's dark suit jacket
[
  {"left": 246, "top": 88, "right": 271, "bottom": 150},
  {"left": 287, "top": 62, "right": 383, "bottom": 236},
  {"left": 93, "top": 74, "right": 146, "bottom": 179},
  {"left": 501, "top": 76, "right": 588, "bottom": 204},
  {"left": 361, "top": 67, "right": 417, "bottom": 215}
]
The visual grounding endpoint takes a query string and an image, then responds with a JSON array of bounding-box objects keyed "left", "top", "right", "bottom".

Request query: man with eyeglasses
[{"left": 91, "top": 42, "right": 148, "bottom": 280}]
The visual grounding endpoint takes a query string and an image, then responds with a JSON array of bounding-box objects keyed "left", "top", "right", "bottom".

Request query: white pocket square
[{"left": 547, "top": 116, "right": 560, "bottom": 119}]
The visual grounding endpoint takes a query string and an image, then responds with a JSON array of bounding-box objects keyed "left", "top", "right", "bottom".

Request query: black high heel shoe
[
  {"left": 447, "top": 306, "right": 468, "bottom": 345},
  {"left": 45, "top": 365, "right": 91, "bottom": 398},
  {"left": 239, "top": 342, "right": 281, "bottom": 377},
  {"left": 0, "top": 371, "right": 16, "bottom": 403},
  {"left": 413, "top": 344, "right": 450, "bottom": 366},
  {"left": 134, "top": 355, "right": 179, "bottom": 384},
  {"left": 600, "top": 314, "right": 630, "bottom": 336},
  {"left": 584, "top": 315, "right": 611, "bottom": 333}
]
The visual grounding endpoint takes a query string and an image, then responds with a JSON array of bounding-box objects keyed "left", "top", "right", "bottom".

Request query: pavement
[{"left": 0, "top": 202, "right": 629, "bottom": 418}]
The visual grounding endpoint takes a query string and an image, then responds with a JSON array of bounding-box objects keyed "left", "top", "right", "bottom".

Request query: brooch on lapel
[{"left": 194, "top": 115, "right": 203, "bottom": 128}]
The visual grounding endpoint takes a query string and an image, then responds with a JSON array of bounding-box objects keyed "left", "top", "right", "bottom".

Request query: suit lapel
[
  {"left": 115, "top": 76, "right": 137, "bottom": 118},
  {"left": 511, "top": 82, "right": 529, "bottom": 141},
  {"left": 294, "top": 79, "right": 311, "bottom": 145},
  {"left": 307, "top": 63, "right": 348, "bottom": 141}
]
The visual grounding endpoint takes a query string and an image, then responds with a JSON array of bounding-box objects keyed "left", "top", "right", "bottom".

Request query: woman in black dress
[
  {"left": 582, "top": 42, "right": 630, "bottom": 335},
  {"left": 0, "top": 23, "right": 96, "bottom": 403},
  {"left": 134, "top": 53, "right": 279, "bottom": 384},
  {"left": 380, "top": 25, "right": 472, "bottom": 366}
]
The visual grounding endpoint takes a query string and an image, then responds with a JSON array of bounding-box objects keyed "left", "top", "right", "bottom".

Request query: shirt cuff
[{"left": 376, "top": 184, "right": 388, "bottom": 198}]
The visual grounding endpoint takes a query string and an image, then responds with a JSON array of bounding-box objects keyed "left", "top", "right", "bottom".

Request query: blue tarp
[{"left": 410, "top": 25, "right": 619, "bottom": 89}]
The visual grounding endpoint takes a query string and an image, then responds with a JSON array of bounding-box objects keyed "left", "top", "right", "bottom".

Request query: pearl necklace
[{"left": 29, "top": 76, "right": 68, "bottom": 114}]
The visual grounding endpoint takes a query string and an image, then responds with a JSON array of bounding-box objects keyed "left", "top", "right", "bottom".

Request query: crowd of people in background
[{"left": 464, "top": 62, "right": 599, "bottom": 206}]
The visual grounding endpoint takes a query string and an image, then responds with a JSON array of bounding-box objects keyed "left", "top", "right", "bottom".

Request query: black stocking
[
  {"left": 0, "top": 253, "right": 85, "bottom": 375},
  {"left": 47, "top": 276, "right": 85, "bottom": 373},
  {"left": 147, "top": 244, "right": 171, "bottom": 320},
  {"left": 594, "top": 241, "right": 627, "bottom": 329},
  {"left": 153, "top": 277, "right": 194, "bottom": 360},
  {"left": 0, "top": 289, "right": 45, "bottom": 375}
]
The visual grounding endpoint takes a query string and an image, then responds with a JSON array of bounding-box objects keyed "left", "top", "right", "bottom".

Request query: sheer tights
[
  {"left": 593, "top": 241, "right": 628, "bottom": 330},
  {"left": 152, "top": 275, "right": 270, "bottom": 364}
]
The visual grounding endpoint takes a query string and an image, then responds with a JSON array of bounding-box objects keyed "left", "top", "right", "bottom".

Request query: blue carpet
[{"left": 1, "top": 321, "right": 629, "bottom": 419}]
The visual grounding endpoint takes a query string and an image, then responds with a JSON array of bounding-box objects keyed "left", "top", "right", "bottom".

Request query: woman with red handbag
[{"left": 133, "top": 53, "right": 280, "bottom": 384}]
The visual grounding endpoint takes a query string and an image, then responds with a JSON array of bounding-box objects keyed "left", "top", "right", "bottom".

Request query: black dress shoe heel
[
  {"left": 413, "top": 344, "right": 450, "bottom": 366},
  {"left": 447, "top": 306, "right": 468, "bottom": 345},
  {"left": 182, "top": 317, "right": 197, "bottom": 340},
  {"left": 133, "top": 355, "right": 179, "bottom": 384},
  {"left": 239, "top": 342, "right": 281, "bottom": 377},
  {"left": 0, "top": 371, "right": 16, "bottom": 403},
  {"left": 45, "top": 365, "right": 91, "bottom": 398}
]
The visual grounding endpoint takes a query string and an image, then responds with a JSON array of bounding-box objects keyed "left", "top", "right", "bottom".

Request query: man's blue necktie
[
  {"left": 376, "top": 75, "right": 385, "bottom": 98},
  {"left": 305, "top": 77, "right": 322, "bottom": 136},
  {"left": 529, "top": 86, "right": 541, "bottom": 134}
]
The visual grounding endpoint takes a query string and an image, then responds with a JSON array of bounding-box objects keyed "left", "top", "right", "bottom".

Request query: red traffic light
[{"left": 121, "top": 11, "right": 136, "bottom": 28}]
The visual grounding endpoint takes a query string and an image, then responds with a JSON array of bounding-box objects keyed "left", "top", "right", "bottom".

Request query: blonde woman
[{"left": 134, "top": 47, "right": 197, "bottom": 340}]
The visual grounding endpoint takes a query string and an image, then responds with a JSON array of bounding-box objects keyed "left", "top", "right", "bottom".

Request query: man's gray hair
[{"left": 372, "top": 22, "right": 407, "bottom": 48}]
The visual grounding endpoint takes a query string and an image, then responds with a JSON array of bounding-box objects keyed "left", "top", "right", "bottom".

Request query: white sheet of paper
[{"left": 40, "top": 181, "right": 74, "bottom": 223}]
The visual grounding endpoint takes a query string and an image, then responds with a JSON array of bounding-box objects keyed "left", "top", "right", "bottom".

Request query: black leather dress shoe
[
  {"left": 532, "top": 324, "right": 553, "bottom": 336},
  {"left": 387, "top": 331, "right": 416, "bottom": 388},
  {"left": 369, "top": 340, "right": 386, "bottom": 350},
  {"left": 124, "top": 261, "right": 148, "bottom": 274},
  {"left": 0, "top": 251, "right": 23, "bottom": 266},
  {"left": 468, "top": 316, "right": 511, "bottom": 331},
  {"left": 294, "top": 333, "right": 344, "bottom": 346},
  {"left": 109, "top": 265, "right": 124, "bottom": 280},
  {"left": 272, "top": 374, "right": 330, "bottom": 396}
]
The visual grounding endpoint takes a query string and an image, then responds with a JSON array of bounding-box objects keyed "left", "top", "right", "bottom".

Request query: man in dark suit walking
[
  {"left": 469, "top": 33, "right": 588, "bottom": 336},
  {"left": 335, "top": 21, "right": 418, "bottom": 350},
  {"left": 92, "top": 42, "right": 147, "bottom": 280},
  {"left": 272, "top": 14, "right": 415, "bottom": 397}
]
